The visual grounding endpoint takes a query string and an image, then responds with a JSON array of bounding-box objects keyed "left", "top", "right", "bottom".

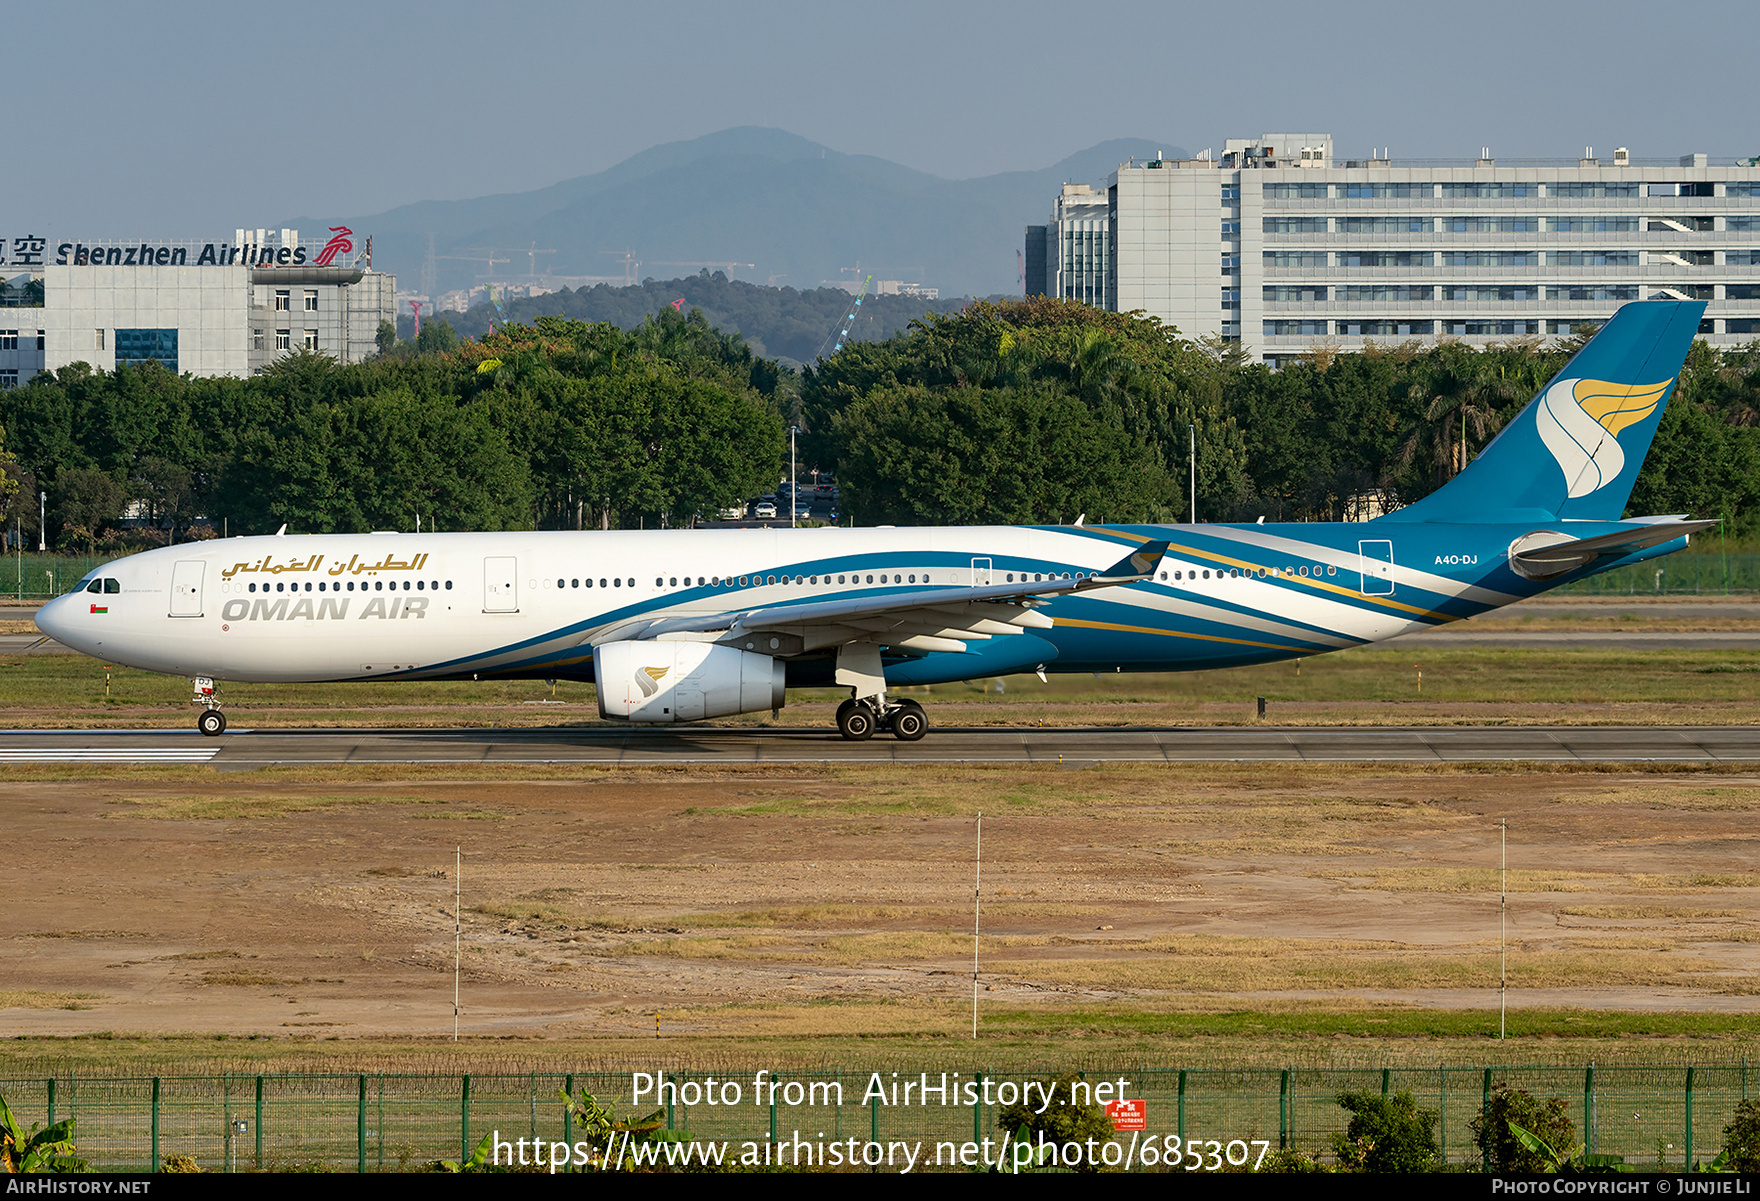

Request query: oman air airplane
[{"left": 37, "top": 301, "right": 1712, "bottom": 741}]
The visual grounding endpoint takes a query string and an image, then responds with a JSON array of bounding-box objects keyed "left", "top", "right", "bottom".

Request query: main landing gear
[
  {"left": 836, "top": 697, "right": 927, "bottom": 742},
  {"left": 192, "top": 676, "right": 227, "bottom": 737}
]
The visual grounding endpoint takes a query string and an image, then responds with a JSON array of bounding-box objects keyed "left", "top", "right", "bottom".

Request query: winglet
[{"left": 1085, "top": 540, "right": 1168, "bottom": 587}]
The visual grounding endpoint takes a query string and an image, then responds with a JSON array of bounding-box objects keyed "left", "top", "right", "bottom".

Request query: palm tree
[{"left": 1394, "top": 355, "right": 1520, "bottom": 487}]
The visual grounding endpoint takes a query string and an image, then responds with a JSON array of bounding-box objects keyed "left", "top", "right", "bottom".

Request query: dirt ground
[{"left": 6, "top": 764, "right": 1759, "bottom": 1044}]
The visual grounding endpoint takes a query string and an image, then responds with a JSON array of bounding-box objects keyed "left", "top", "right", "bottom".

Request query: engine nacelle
[{"left": 594, "top": 640, "right": 786, "bottom": 722}]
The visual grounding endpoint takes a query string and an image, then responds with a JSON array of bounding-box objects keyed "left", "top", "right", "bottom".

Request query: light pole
[
  {"left": 38, "top": 490, "right": 45, "bottom": 552},
  {"left": 1188, "top": 425, "right": 1197, "bottom": 525},
  {"left": 789, "top": 426, "right": 798, "bottom": 528}
]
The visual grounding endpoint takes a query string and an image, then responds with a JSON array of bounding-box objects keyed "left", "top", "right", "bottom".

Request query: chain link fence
[{"left": 4, "top": 1063, "right": 1755, "bottom": 1172}]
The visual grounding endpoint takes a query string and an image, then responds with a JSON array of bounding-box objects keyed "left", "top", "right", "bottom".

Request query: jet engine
[{"left": 594, "top": 640, "right": 786, "bottom": 722}]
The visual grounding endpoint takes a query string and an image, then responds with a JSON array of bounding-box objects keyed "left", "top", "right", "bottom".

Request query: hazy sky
[{"left": 10, "top": 0, "right": 1757, "bottom": 236}]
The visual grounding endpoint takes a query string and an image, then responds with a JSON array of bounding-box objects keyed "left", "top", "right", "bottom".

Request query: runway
[{"left": 5, "top": 723, "right": 1760, "bottom": 764}]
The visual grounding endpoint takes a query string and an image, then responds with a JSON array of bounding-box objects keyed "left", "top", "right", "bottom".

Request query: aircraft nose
[{"left": 35, "top": 593, "right": 79, "bottom": 647}]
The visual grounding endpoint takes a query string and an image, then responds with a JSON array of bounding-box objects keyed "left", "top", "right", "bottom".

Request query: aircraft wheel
[
  {"left": 891, "top": 701, "right": 927, "bottom": 742},
  {"left": 197, "top": 710, "right": 227, "bottom": 737},
  {"left": 837, "top": 702, "right": 875, "bottom": 742}
]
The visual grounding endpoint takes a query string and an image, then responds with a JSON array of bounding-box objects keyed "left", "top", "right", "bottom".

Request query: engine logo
[{"left": 635, "top": 665, "right": 669, "bottom": 697}]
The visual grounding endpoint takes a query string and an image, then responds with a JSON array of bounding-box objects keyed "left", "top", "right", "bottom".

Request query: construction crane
[
  {"left": 435, "top": 249, "right": 511, "bottom": 280},
  {"left": 817, "top": 274, "right": 873, "bottom": 360},
  {"left": 523, "top": 243, "right": 557, "bottom": 279},
  {"left": 601, "top": 250, "right": 641, "bottom": 287}
]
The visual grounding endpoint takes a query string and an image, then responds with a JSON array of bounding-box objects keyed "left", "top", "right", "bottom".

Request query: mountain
[{"left": 287, "top": 128, "right": 1187, "bottom": 299}]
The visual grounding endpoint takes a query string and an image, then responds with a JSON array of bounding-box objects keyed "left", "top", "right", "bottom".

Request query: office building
[
  {"left": 0, "top": 227, "right": 395, "bottom": 387},
  {"left": 1028, "top": 134, "right": 1760, "bottom": 363}
]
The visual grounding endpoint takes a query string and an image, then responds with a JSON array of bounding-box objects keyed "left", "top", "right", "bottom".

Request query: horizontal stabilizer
[{"left": 1508, "top": 520, "right": 1716, "bottom": 580}]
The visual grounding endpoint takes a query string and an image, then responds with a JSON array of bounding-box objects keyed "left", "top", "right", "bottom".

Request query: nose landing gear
[{"left": 192, "top": 676, "right": 227, "bottom": 737}]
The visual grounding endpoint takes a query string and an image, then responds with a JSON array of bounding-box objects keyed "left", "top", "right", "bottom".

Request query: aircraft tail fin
[{"left": 1379, "top": 300, "right": 1705, "bottom": 524}]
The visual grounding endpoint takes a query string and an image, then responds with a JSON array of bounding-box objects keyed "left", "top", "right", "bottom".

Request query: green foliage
[
  {"left": 1720, "top": 1098, "right": 1760, "bottom": 1172},
  {"left": 425, "top": 269, "right": 967, "bottom": 365},
  {"left": 375, "top": 320, "right": 396, "bottom": 356},
  {"left": 1506, "top": 1119, "right": 1629, "bottom": 1174},
  {"left": 1254, "top": 1148, "right": 1329, "bottom": 1173},
  {"left": 0, "top": 311, "right": 785, "bottom": 538},
  {"left": 438, "top": 1131, "right": 498, "bottom": 1174},
  {"left": 1331, "top": 1090, "right": 1437, "bottom": 1173},
  {"left": 995, "top": 1073, "right": 1117, "bottom": 1175},
  {"left": 559, "top": 1087, "right": 693, "bottom": 1172},
  {"left": 0, "top": 1090, "right": 79, "bottom": 1173},
  {"left": 1470, "top": 1084, "right": 1577, "bottom": 1173}
]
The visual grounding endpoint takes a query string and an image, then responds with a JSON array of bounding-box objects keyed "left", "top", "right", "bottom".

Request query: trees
[
  {"left": 1470, "top": 1085, "right": 1577, "bottom": 1173},
  {"left": 1331, "top": 1090, "right": 1437, "bottom": 1173},
  {"left": 996, "top": 1073, "right": 1117, "bottom": 1174}
]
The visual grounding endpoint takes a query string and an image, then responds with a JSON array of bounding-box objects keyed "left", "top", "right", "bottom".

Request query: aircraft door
[
  {"left": 484, "top": 557, "right": 519, "bottom": 612},
  {"left": 971, "top": 558, "right": 992, "bottom": 586},
  {"left": 169, "top": 560, "right": 205, "bottom": 617},
  {"left": 1357, "top": 540, "right": 1395, "bottom": 595}
]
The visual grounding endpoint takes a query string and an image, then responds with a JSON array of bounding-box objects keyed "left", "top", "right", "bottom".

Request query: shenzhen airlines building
[{"left": 0, "top": 227, "right": 396, "bottom": 387}]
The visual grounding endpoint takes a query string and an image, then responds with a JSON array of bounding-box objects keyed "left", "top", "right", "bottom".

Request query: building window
[
  {"left": 274, "top": 289, "right": 290, "bottom": 311},
  {"left": 1550, "top": 251, "right": 1636, "bottom": 267},
  {"left": 1220, "top": 289, "right": 1241, "bottom": 309},
  {"left": 1265, "top": 286, "right": 1329, "bottom": 302},
  {"left": 275, "top": 329, "right": 290, "bottom": 350},
  {"left": 1221, "top": 221, "right": 1241, "bottom": 235},
  {"left": 1263, "top": 251, "right": 1328, "bottom": 268},
  {"left": 0, "top": 371, "right": 15, "bottom": 389},
  {"left": 1338, "top": 285, "right": 1432, "bottom": 302},
  {"left": 1551, "top": 216, "right": 1638, "bottom": 232},
  {"left": 1264, "top": 320, "right": 1328, "bottom": 336},
  {"left": 0, "top": 330, "right": 15, "bottom": 351},
  {"left": 1264, "top": 183, "right": 1328, "bottom": 199},
  {"left": 1440, "top": 183, "right": 1534, "bottom": 198},
  {"left": 304, "top": 290, "right": 318, "bottom": 311},
  {"left": 1264, "top": 217, "right": 1327, "bottom": 234},
  {"left": 115, "top": 328, "right": 178, "bottom": 372},
  {"left": 1220, "top": 254, "right": 1241, "bottom": 272},
  {"left": 1727, "top": 319, "right": 1760, "bottom": 335},
  {"left": 1342, "top": 183, "right": 1430, "bottom": 199},
  {"left": 303, "top": 329, "right": 319, "bottom": 350},
  {"left": 1554, "top": 285, "right": 1637, "bottom": 301},
  {"left": 1726, "top": 285, "right": 1760, "bottom": 301},
  {"left": 1339, "top": 217, "right": 1431, "bottom": 234},
  {"left": 1445, "top": 321, "right": 1541, "bottom": 336},
  {"left": 35, "top": 330, "right": 43, "bottom": 350},
  {"left": 253, "top": 328, "right": 264, "bottom": 350},
  {"left": 1337, "top": 251, "right": 1433, "bottom": 268},
  {"left": 1220, "top": 185, "right": 1240, "bottom": 200},
  {"left": 1442, "top": 251, "right": 1538, "bottom": 267},
  {"left": 94, "top": 329, "right": 105, "bottom": 350},
  {"left": 1337, "top": 320, "right": 1434, "bottom": 336},
  {"left": 1551, "top": 182, "right": 1639, "bottom": 198},
  {"left": 1443, "top": 286, "right": 1542, "bottom": 301}
]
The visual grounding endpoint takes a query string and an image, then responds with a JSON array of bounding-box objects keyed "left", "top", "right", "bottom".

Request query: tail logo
[
  {"left": 1536, "top": 377, "right": 1671, "bottom": 498},
  {"left": 634, "top": 665, "right": 668, "bottom": 697}
]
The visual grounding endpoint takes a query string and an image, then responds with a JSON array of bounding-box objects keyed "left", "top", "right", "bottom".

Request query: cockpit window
[
  {"left": 73, "top": 574, "right": 99, "bottom": 594},
  {"left": 104, "top": 579, "right": 121, "bottom": 594},
  {"left": 85, "top": 578, "right": 103, "bottom": 594}
]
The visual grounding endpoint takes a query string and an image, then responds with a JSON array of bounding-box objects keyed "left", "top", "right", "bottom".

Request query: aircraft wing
[
  {"left": 594, "top": 540, "right": 1169, "bottom": 655},
  {"left": 1508, "top": 518, "right": 1716, "bottom": 579}
]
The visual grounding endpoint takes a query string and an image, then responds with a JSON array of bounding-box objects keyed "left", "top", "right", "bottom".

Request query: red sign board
[{"left": 1107, "top": 1099, "right": 1146, "bottom": 1132}]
